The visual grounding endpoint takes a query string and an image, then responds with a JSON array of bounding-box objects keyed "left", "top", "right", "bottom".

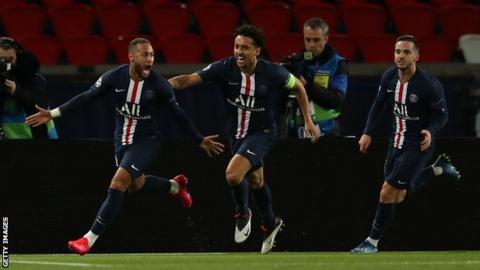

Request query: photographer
[
  {"left": 0, "top": 37, "right": 57, "bottom": 140},
  {"left": 282, "top": 17, "right": 348, "bottom": 138}
]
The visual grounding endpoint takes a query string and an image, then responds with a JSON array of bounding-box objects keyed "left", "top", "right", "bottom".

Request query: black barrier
[{"left": 1, "top": 138, "right": 479, "bottom": 253}]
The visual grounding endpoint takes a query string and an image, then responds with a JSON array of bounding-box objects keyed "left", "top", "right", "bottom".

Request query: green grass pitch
[{"left": 10, "top": 251, "right": 480, "bottom": 270}]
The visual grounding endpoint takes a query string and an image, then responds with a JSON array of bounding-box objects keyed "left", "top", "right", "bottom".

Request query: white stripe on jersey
[
  {"left": 121, "top": 79, "right": 144, "bottom": 145},
  {"left": 394, "top": 81, "right": 408, "bottom": 149},
  {"left": 236, "top": 73, "right": 256, "bottom": 139}
]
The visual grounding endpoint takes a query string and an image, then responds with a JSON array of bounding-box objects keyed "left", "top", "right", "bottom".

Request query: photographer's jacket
[
  {"left": 0, "top": 51, "right": 57, "bottom": 139},
  {"left": 288, "top": 44, "right": 348, "bottom": 136}
]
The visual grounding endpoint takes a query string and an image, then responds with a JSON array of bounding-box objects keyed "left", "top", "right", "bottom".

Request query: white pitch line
[{"left": 11, "top": 260, "right": 113, "bottom": 268}]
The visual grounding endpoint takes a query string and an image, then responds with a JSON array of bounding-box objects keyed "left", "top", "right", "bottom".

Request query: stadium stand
[
  {"left": 243, "top": 2, "right": 292, "bottom": 36},
  {"left": 158, "top": 33, "right": 206, "bottom": 63},
  {"left": 265, "top": 33, "right": 303, "bottom": 62},
  {"left": 144, "top": 2, "right": 190, "bottom": 37},
  {"left": 292, "top": 2, "right": 340, "bottom": 33},
  {"left": 193, "top": 2, "right": 240, "bottom": 40},
  {"left": 63, "top": 35, "right": 110, "bottom": 65},
  {"left": 206, "top": 34, "right": 234, "bottom": 61},
  {"left": 20, "top": 36, "right": 62, "bottom": 65},
  {"left": 1, "top": 3, "right": 47, "bottom": 40},
  {"left": 358, "top": 33, "right": 396, "bottom": 63},
  {"left": 49, "top": 3, "right": 95, "bottom": 40}
]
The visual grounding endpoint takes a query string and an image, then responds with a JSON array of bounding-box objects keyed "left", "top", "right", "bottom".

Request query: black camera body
[{"left": 0, "top": 57, "right": 13, "bottom": 93}]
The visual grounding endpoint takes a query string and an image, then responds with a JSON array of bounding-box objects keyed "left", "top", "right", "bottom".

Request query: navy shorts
[
  {"left": 230, "top": 130, "right": 277, "bottom": 171},
  {"left": 384, "top": 145, "right": 434, "bottom": 189},
  {"left": 115, "top": 137, "right": 161, "bottom": 180}
]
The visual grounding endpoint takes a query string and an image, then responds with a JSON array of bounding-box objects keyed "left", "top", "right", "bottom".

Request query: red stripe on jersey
[
  {"left": 238, "top": 75, "right": 251, "bottom": 138},
  {"left": 124, "top": 81, "right": 139, "bottom": 145}
]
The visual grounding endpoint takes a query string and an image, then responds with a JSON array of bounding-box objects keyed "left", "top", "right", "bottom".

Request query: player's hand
[
  {"left": 200, "top": 135, "right": 225, "bottom": 157},
  {"left": 420, "top": 129, "right": 431, "bottom": 151},
  {"left": 358, "top": 134, "right": 372, "bottom": 153},
  {"left": 304, "top": 122, "right": 320, "bottom": 143},
  {"left": 25, "top": 105, "right": 52, "bottom": 127}
]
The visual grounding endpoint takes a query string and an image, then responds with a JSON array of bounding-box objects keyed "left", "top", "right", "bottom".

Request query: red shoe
[
  {"left": 68, "top": 237, "right": 90, "bottom": 255},
  {"left": 172, "top": 174, "right": 192, "bottom": 208}
]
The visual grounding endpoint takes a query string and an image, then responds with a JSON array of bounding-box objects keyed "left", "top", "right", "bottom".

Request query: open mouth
[
  {"left": 236, "top": 56, "right": 246, "bottom": 65},
  {"left": 142, "top": 65, "right": 152, "bottom": 77}
]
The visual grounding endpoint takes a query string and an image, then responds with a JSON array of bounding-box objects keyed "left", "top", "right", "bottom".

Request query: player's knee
[
  {"left": 379, "top": 188, "right": 396, "bottom": 203},
  {"left": 225, "top": 169, "right": 243, "bottom": 186},
  {"left": 110, "top": 169, "right": 133, "bottom": 192}
]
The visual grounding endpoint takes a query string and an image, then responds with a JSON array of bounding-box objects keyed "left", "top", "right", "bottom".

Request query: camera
[
  {"left": 0, "top": 57, "right": 13, "bottom": 81},
  {"left": 0, "top": 57, "right": 13, "bottom": 93}
]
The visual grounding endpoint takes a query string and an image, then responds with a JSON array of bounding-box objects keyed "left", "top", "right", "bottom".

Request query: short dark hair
[
  {"left": 396, "top": 35, "right": 419, "bottom": 51},
  {"left": 128, "top": 38, "right": 151, "bottom": 52},
  {"left": 234, "top": 24, "right": 264, "bottom": 49},
  {"left": 0, "top": 37, "right": 22, "bottom": 51},
  {"left": 304, "top": 17, "right": 329, "bottom": 35}
]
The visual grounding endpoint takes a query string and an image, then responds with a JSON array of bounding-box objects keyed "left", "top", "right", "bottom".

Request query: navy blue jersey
[
  {"left": 197, "top": 57, "right": 296, "bottom": 139},
  {"left": 364, "top": 66, "right": 448, "bottom": 149},
  {"left": 59, "top": 65, "right": 202, "bottom": 149}
]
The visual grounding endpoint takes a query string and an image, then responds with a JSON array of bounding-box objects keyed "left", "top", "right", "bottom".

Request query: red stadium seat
[
  {"left": 20, "top": 36, "right": 62, "bottom": 65},
  {"left": 96, "top": 3, "right": 142, "bottom": 39},
  {"left": 243, "top": 2, "right": 292, "bottom": 36},
  {"left": 439, "top": 4, "right": 480, "bottom": 40},
  {"left": 384, "top": 0, "right": 419, "bottom": 7},
  {"left": 159, "top": 34, "right": 206, "bottom": 63},
  {"left": 42, "top": 0, "right": 75, "bottom": 8},
  {"left": 293, "top": 2, "right": 340, "bottom": 33},
  {"left": 194, "top": 2, "right": 240, "bottom": 40},
  {"left": 329, "top": 34, "right": 358, "bottom": 62},
  {"left": 417, "top": 36, "right": 454, "bottom": 62},
  {"left": 144, "top": 2, "right": 190, "bottom": 37},
  {"left": 49, "top": 4, "right": 95, "bottom": 40},
  {"left": 265, "top": 33, "right": 304, "bottom": 62},
  {"left": 358, "top": 34, "right": 396, "bottom": 63},
  {"left": 63, "top": 36, "right": 110, "bottom": 65},
  {"left": 431, "top": 0, "right": 465, "bottom": 7},
  {"left": 391, "top": 4, "right": 437, "bottom": 37},
  {"left": 1, "top": 4, "right": 47, "bottom": 40},
  {"left": 341, "top": 3, "right": 388, "bottom": 38},
  {"left": 0, "top": 0, "right": 29, "bottom": 14},
  {"left": 207, "top": 34, "right": 234, "bottom": 61},
  {"left": 91, "top": 0, "right": 123, "bottom": 6}
]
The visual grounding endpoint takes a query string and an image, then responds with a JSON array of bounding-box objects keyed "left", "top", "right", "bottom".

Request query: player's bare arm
[{"left": 168, "top": 73, "right": 203, "bottom": 90}]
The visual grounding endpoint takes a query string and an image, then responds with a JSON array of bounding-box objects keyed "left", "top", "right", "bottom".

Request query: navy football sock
[
  {"left": 369, "top": 203, "right": 396, "bottom": 240},
  {"left": 230, "top": 179, "right": 249, "bottom": 215},
  {"left": 142, "top": 175, "right": 171, "bottom": 193},
  {"left": 91, "top": 188, "right": 124, "bottom": 235},
  {"left": 408, "top": 167, "right": 435, "bottom": 196},
  {"left": 252, "top": 183, "right": 275, "bottom": 230}
]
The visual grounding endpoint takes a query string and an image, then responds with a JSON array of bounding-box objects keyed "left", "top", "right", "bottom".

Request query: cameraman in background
[
  {"left": 0, "top": 37, "right": 57, "bottom": 140},
  {"left": 282, "top": 17, "right": 348, "bottom": 138}
]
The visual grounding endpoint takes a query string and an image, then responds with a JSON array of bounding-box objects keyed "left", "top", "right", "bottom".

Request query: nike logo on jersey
[
  {"left": 115, "top": 88, "right": 126, "bottom": 92},
  {"left": 131, "top": 164, "right": 140, "bottom": 171},
  {"left": 246, "top": 149, "right": 256, "bottom": 155}
]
